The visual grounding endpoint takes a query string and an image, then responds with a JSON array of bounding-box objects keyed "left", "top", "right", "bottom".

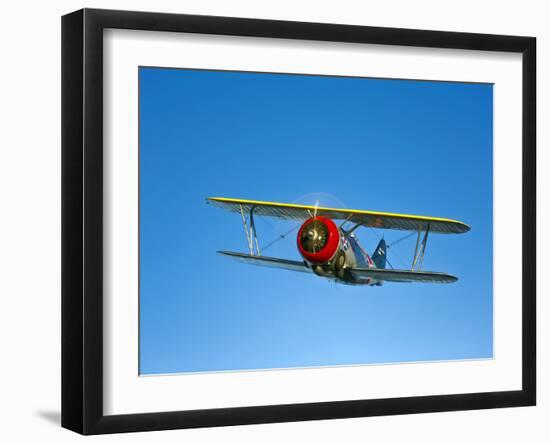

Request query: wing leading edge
[
  {"left": 207, "top": 197, "right": 469, "bottom": 234},
  {"left": 349, "top": 268, "right": 458, "bottom": 283}
]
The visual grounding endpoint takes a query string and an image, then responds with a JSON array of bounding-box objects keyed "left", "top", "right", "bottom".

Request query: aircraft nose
[{"left": 298, "top": 218, "right": 332, "bottom": 255}]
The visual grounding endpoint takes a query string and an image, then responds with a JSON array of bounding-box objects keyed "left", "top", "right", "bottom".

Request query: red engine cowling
[{"left": 297, "top": 216, "right": 340, "bottom": 264}]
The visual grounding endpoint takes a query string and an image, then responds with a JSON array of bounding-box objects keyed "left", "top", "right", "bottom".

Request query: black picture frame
[{"left": 62, "top": 8, "right": 536, "bottom": 435}]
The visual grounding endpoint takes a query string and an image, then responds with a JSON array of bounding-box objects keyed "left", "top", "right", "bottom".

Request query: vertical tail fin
[{"left": 372, "top": 239, "right": 387, "bottom": 269}]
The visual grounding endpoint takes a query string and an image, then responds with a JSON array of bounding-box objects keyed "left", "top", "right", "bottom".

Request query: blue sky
[{"left": 139, "top": 67, "right": 493, "bottom": 375}]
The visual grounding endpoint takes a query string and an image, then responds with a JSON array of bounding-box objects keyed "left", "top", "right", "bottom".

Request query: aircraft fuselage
[{"left": 297, "top": 216, "right": 385, "bottom": 286}]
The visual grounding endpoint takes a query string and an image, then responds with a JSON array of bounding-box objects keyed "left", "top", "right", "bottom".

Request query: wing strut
[
  {"left": 411, "top": 224, "right": 430, "bottom": 271},
  {"left": 239, "top": 204, "right": 261, "bottom": 256}
]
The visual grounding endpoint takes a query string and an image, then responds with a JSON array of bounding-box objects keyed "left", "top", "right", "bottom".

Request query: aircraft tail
[{"left": 371, "top": 239, "right": 387, "bottom": 269}]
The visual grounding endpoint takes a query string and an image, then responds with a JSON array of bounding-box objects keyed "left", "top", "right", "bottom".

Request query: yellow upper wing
[{"left": 207, "top": 197, "right": 470, "bottom": 234}]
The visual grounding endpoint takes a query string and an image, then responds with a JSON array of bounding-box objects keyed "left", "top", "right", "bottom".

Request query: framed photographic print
[{"left": 61, "top": 8, "right": 536, "bottom": 435}]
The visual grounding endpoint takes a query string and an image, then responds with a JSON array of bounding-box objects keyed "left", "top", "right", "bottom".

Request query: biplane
[{"left": 207, "top": 197, "right": 470, "bottom": 286}]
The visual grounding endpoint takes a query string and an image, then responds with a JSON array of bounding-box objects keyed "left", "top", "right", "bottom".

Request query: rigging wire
[
  {"left": 388, "top": 231, "right": 416, "bottom": 248},
  {"left": 384, "top": 255, "right": 396, "bottom": 270},
  {"left": 261, "top": 224, "right": 300, "bottom": 252},
  {"left": 386, "top": 232, "right": 417, "bottom": 269}
]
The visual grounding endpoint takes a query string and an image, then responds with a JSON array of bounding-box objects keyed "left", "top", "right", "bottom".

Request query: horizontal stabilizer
[
  {"left": 350, "top": 268, "right": 458, "bottom": 283},
  {"left": 218, "top": 251, "right": 310, "bottom": 273}
]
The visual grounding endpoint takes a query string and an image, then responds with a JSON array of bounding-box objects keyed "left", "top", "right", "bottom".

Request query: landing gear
[{"left": 333, "top": 250, "right": 346, "bottom": 279}]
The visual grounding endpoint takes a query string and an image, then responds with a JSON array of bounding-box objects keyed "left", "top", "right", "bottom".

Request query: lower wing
[
  {"left": 218, "top": 251, "right": 456, "bottom": 283},
  {"left": 217, "top": 251, "right": 310, "bottom": 273},
  {"left": 349, "top": 268, "right": 457, "bottom": 283}
]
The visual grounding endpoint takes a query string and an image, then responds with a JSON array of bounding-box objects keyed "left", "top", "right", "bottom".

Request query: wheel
[{"left": 333, "top": 250, "right": 346, "bottom": 278}]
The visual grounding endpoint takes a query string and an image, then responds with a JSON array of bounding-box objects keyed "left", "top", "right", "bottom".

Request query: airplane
[{"left": 206, "top": 197, "right": 470, "bottom": 286}]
